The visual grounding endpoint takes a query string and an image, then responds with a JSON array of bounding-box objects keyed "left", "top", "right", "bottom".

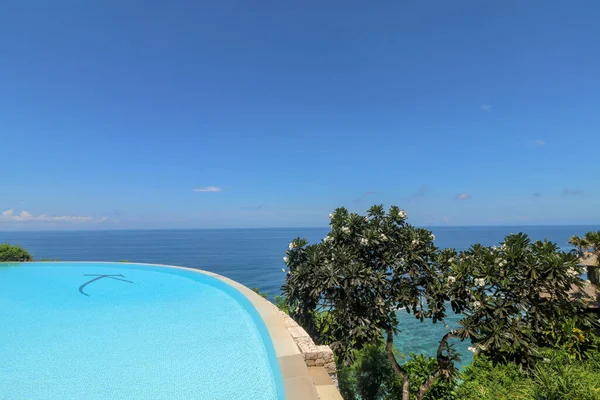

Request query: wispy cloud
[
  {"left": 563, "top": 189, "right": 584, "bottom": 196},
  {"left": 480, "top": 104, "right": 492, "bottom": 112},
  {"left": 531, "top": 139, "right": 545, "bottom": 147},
  {"left": 0, "top": 209, "right": 104, "bottom": 223},
  {"left": 240, "top": 205, "right": 263, "bottom": 210},
  {"left": 412, "top": 185, "right": 428, "bottom": 197},
  {"left": 532, "top": 192, "right": 542, "bottom": 198},
  {"left": 455, "top": 193, "right": 471, "bottom": 200},
  {"left": 193, "top": 186, "right": 223, "bottom": 193}
]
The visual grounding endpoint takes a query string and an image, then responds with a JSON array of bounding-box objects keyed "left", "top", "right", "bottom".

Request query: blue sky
[{"left": 1, "top": 1, "right": 599, "bottom": 229}]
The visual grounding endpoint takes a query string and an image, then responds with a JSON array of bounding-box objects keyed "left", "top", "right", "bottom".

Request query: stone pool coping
[{"left": 26, "top": 261, "right": 342, "bottom": 400}]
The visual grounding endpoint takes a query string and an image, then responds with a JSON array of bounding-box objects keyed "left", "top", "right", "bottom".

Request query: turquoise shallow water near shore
[{"left": 0, "top": 225, "right": 596, "bottom": 367}]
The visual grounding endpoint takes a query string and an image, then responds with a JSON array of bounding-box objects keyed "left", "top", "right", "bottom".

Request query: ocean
[{"left": 1, "top": 225, "right": 597, "bottom": 365}]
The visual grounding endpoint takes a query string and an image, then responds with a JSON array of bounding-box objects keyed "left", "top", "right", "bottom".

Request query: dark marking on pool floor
[{"left": 79, "top": 274, "right": 133, "bottom": 296}]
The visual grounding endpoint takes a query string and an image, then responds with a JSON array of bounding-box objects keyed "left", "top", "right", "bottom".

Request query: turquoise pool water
[{"left": 0, "top": 262, "right": 285, "bottom": 400}]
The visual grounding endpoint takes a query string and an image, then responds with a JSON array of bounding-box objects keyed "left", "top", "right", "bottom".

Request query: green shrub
[
  {"left": 337, "top": 344, "right": 399, "bottom": 400},
  {"left": 0, "top": 243, "right": 32, "bottom": 262},
  {"left": 456, "top": 347, "right": 600, "bottom": 400},
  {"left": 252, "top": 288, "right": 268, "bottom": 298},
  {"left": 273, "top": 295, "right": 290, "bottom": 314},
  {"left": 529, "top": 348, "right": 600, "bottom": 400},
  {"left": 456, "top": 355, "right": 532, "bottom": 399},
  {"left": 404, "top": 353, "right": 456, "bottom": 400},
  {"left": 251, "top": 289, "right": 291, "bottom": 314},
  {"left": 338, "top": 345, "right": 456, "bottom": 400}
]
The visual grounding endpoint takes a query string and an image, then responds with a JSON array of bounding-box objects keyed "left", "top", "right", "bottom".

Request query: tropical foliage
[
  {"left": 281, "top": 205, "right": 600, "bottom": 400},
  {"left": 457, "top": 345, "right": 600, "bottom": 400},
  {"left": 569, "top": 231, "right": 600, "bottom": 265},
  {"left": 338, "top": 346, "right": 456, "bottom": 400},
  {"left": 443, "top": 233, "right": 597, "bottom": 366},
  {"left": 569, "top": 231, "right": 600, "bottom": 284},
  {"left": 282, "top": 205, "right": 454, "bottom": 399},
  {"left": 0, "top": 243, "right": 32, "bottom": 262}
]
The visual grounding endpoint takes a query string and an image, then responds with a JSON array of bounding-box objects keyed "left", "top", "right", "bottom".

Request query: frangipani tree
[
  {"left": 282, "top": 206, "right": 598, "bottom": 400},
  {"left": 444, "top": 234, "right": 598, "bottom": 366},
  {"left": 282, "top": 205, "right": 458, "bottom": 400}
]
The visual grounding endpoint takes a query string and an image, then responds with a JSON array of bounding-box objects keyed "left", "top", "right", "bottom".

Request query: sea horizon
[{"left": 1, "top": 223, "right": 599, "bottom": 233}]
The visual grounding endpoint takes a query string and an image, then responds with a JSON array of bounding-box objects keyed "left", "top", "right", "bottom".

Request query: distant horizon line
[{"left": 0, "top": 223, "right": 599, "bottom": 233}]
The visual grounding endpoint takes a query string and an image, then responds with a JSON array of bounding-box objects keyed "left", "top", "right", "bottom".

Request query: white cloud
[
  {"left": 0, "top": 209, "right": 101, "bottom": 223},
  {"left": 193, "top": 186, "right": 223, "bottom": 193},
  {"left": 455, "top": 193, "right": 471, "bottom": 200},
  {"left": 532, "top": 139, "right": 545, "bottom": 146},
  {"left": 480, "top": 104, "right": 492, "bottom": 112}
]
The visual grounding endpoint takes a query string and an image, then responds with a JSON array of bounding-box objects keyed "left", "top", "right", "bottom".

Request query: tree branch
[
  {"left": 385, "top": 328, "right": 410, "bottom": 400},
  {"left": 416, "top": 373, "right": 439, "bottom": 400},
  {"left": 437, "top": 330, "right": 460, "bottom": 361},
  {"left": 415, "top": 330, "right": 461, "bottom": 400}
]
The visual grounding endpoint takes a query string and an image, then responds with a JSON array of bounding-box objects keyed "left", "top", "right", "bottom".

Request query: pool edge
[{"left": 128, "top": 262, "right": 331, "bottom": 400}]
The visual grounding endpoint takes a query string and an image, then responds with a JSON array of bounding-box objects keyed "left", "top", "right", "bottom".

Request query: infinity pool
[{"left": 0, "top": 262, "right": 285, "bottom": 399}]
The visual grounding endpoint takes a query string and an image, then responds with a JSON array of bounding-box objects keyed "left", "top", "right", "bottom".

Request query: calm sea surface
[{"left": 1, "top": 225, "right": 597, "bottom": 365}]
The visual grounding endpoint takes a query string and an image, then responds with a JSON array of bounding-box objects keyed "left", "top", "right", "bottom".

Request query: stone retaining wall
[{"left": 277, "top": 310, "right": 337, "bottom": 376}]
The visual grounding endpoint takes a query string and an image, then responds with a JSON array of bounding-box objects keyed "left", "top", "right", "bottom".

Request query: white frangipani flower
[
  {"left": 329, "top": 213, "right": 333, "bottom": 220},
  {"left": 364, "top": 216, "right": 369, "bottom": 222},
  {"left": 447, "top": 276, "right": 456, "bottom": 284},
  {"left": 323, "top": 236, "right": 332, "bottom": 243},
  {"left": 399, "top": 210, "right": 407, "bottom": 219},
  {"left": 431, "top": 233, "right": 435, "bottom": 241},
  {"left": 568, "top": 268, "right": 579, "bottom": 277},
  {"left": 475, "top": 278, "right": 486, "bottom": 287},
  {"left": 288, "top": 242, "right": 296, "bottom": 250},
  {"left": 411, "top": 239, "right": 419, "bottom": 246},
  {"left": 283, "top": 256, "right": 289, "bottom": 263},
  {"left": 468, "top": 346, "right": 477, "bottom": 353},
  {"left": 448, "top": 257, "right": 454, "bottom": 263},
  {"left": 360, "top": 238, "right": 369, "bottom": 246},
  {"left": 380, "top": 233, "right": 387, "bottom": 241},
  {"left": 341, "top": 226, "right": 350, "bottom": 234},
  {"left": 471, "top": 301, "right": 482, "bottom": 309},
  {"left": 499, "top": 259, "right": 507, "bottom": 267}
]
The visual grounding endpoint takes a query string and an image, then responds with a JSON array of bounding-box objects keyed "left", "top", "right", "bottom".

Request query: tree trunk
[
  {"left": 415, "top": 374, "right": 438, "bottom": 400},
  {"left": 415, "top": 330, "right": 460, "bottom": 400},
  {"left": 436, "top": 330, "right": 460, "bottom": 360},
  {"left": 386, "top": 328, "right": 460, "bottom": 400},
  {"left": 385, "top": 328, "right": 410, "bottom": 400}
]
